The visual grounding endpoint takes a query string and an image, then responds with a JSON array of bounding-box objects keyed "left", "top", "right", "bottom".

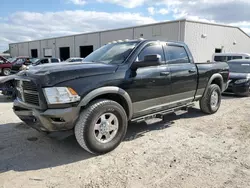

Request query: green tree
[{"left": 3, "top": 49, "right": 10, "bottom": 53}]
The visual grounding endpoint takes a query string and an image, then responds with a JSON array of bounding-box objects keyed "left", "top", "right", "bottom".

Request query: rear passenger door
[{"left": 164, "top": 45, "right": 197, "bottom": 104}]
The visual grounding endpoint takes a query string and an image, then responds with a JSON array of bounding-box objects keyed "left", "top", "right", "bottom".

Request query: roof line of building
[
  {"left": 185, "top": 20, "right": 250, "bottom": 39},
  {"left": 9, "top": 19, "right": 186, "bottom": 45},
  {"left": 9, "top": 19, "right": 249, "bottom": 45}
]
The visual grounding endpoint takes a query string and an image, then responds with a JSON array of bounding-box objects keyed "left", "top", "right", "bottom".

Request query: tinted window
[
  {"left": 51, "top": 58, "right": 59, "bottom": 63},
  {"left": 232, "top": 56, "right": 242, "bottom": 60},
  {"left": 228, "top": 62, "right": 250, "bottom": 73},
  {"left": 8, "top": 57, "right": 17, "bottom": 63},
  {"left": 245, "top": 57, "right": 250, "bottom": 59},
  {"left": 138, "top": 44, "right": 164, "bottom": 61},
  {"left": 40, "top": 59, "right": 49, "bottom": 64},
  {"left": 214, "top": 56, "right": 227, "bottom": 62},
  {"left": 15, "top": 59, "right": 25, "bottom": 64},
  {"left": 165, "top": 46, "right": 189, "bottom": 64},
  {"left": 69, "top": 59, "right": 83, "bottom": 62}
]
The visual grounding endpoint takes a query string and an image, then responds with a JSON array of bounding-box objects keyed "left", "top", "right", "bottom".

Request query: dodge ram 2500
[{"left": 12, "top": 39, "right": 229, "bottom": 154}]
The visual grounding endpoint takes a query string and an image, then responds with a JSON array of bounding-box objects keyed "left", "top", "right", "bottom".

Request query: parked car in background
[
  {"left": 213, "top": 53, "right": 250, "bottom": 62},
  {"left": 10, "top": 56, "right": 31, "bottom": 74},
  {"left": 224, "top": 59, "right": 250, "bottom": 96},
  {"left": 31, "top": 58, "right": 61, "bottom": 66},
  {"left": 65, "top": 57, "right": 84, "bottom": 63},
  {"left": 13, "top": 39, "right": 229, "bottom": 154},
  {"left": 0, "top": 56, "right": 12, "bottom": 76}
]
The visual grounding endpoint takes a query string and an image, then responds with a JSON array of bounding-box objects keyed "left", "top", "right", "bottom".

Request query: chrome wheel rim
[
  {"left": 4, "top": 69, "right": 10, "bottom": 76},
  {"left": 94, "top": 113, "right": 119, "bottom": 144},
  {"left": 211, "top": 91, "right": 219, "bottom": 108}
]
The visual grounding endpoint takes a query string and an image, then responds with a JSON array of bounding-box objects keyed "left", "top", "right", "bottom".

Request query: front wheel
[
  {"left": 75, "top": 99, "right": 128, "bottom": 155},
  {"left": 3, "top": 68, "right": 11, "bottom": 76},
  {"left": 200, "top": 84, "right": 221, "bottom": 114}
]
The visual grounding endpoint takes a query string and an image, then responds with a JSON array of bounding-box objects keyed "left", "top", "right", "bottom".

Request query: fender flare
[
  {"left": 203, "top": 73, "right": 223, "bottom": 96},
  {"left": 78, "top": 86, "right": 133, "bottom": 120}
]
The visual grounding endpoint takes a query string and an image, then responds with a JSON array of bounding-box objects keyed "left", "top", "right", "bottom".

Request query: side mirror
[
  {"left": 131, "top": 54, "right": 162, "bottom": 69},
  {"left": 144, "top": 54, "right": 161, "bottom": 62}
]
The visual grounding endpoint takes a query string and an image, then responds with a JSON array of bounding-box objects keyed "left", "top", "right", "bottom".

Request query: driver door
[{"left": 127, "top": 43, "right": 172, "bottom": 117}]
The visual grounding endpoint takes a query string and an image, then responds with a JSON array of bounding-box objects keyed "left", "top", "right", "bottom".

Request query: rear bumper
[{"left": 13, "top": 99, "right": 80, "bottom": 132}]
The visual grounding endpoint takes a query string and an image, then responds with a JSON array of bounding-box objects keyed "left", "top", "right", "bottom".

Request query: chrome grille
[
  {"left": 16, "top": 80, "right": 40, "bottom": 107},
  {"left": 23, "top": 81, "right": 38, "bottom": 91},
  {"left": 23, "top": 92, "right": 39, "bottom": 106}
]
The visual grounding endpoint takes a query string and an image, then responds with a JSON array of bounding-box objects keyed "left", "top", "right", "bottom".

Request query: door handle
[
  {"left": 188, "top": 69, "right": 196, "bottom": 73},
  {"left": 160, "top": 71, "right": 170, "bottom": 76}
]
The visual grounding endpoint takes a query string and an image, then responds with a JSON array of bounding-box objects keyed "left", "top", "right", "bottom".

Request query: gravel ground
[{"left": 0, "top": 94, "right": 250, "bottom": 188}]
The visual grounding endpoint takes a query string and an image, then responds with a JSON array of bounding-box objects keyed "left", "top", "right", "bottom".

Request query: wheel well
[
  {"left": 211, "top": 77, "right": 222, "bottom": 90},
  {"left": 88, "top": 93, "right": 130, "bottom": 118}
]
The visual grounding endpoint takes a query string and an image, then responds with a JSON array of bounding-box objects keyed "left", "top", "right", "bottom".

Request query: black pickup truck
[{"left": 13, "top": 39, "right": 229, "bottom": 154}]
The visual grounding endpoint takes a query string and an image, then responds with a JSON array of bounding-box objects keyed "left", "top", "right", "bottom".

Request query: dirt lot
[{"left": 0, "top": 94, "right": 250, "bottom": 188}]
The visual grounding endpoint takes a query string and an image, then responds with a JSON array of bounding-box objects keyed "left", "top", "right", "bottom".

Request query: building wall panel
[
  {"left": 75, "top": 33, "right": 100, "bottom": 57},
  {"left": 185, "top": 21, "right": 250, "bottom": 62},
  {"left": 100, "top": 29, "right": 134, "bottom": 45},
  {"left": 29, "top": 41, "right": 40, "bottom": 57},
  {"left": 55, "top": 36, "right": 74, "bottom": 58},
  {"left": 18, "top": 42, "right": 29, "bottom": 56},
  {"left": 9, "top": 44, "right": 19, "bottom": 57},
  {"left": 40, "top": 39, "right": 56, "bottom": 58},
  {"left": 134, "top": 22, "right": 181, "bottom": 41}
]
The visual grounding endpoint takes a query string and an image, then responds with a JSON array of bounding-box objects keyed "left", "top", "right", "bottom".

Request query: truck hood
[
  {"left": 0, "top": 74, "right": 17, "bottom": 84},
  {"left": 229, "top": 72, "right": 250, "bottom": 80},
  {"left": 18, "top": 62, "right": 118, "bottom": 86}
]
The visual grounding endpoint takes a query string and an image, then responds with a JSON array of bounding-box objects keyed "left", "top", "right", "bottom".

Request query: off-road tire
[
  {"left": 200, "top": 84, "right": 221, "bottom": 114},
  {"left": 75, "top": 99, "right": 128, "bottom": 155}
]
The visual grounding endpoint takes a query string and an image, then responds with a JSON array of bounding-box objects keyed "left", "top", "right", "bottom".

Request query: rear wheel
[
  {"left": 75, "top": 99, "right": 128, "bottom": 154},
  {"left": 200, "top": 84, "right": 221, "bottom": 114},
  {"left": 3, "top": 68, "right": 11, "bottom": 76}
]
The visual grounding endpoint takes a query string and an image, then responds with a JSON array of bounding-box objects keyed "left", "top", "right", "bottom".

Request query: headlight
[
  {"left": 43, "top": 87, "right": 80, "bottom": 104},
  {"left": 235, "top": 79, "right": 248, "bottom": 84}
]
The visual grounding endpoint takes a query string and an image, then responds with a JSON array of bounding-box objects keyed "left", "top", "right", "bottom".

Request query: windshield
[
  {"left": 83, "top": 42, "right": 139, "bottom": 64},
  {"left": 65, "top": 58, "right": 82, "bottom": 62},
  {"left": 228, "top": 62, "right": 250, "bottom": 73},
  {"left": 65, "top": 58, "right": 72, "bottom": 62},
  {"left": 31, "top": 58, "right": 40, "bottom": 64},
  {"left": 8, "top": 57, "right": 17, "bottom": 63}
]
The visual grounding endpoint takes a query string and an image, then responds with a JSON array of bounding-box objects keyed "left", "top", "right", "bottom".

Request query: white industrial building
[{"left": 9, "top": 19, "right": 250, "bottom": 62}]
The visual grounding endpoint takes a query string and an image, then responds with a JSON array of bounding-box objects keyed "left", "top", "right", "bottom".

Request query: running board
[{"left": 131, "top": 103, "right": 194, "bottom": 123}]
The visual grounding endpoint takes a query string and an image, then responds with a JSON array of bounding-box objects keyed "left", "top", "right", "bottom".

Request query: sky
[{"left": 0, "top": 0, "right": 250, "bottom": 52}]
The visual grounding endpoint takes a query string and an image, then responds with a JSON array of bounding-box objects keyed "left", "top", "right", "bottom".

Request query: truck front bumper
[{"left": 13, "top": 99, "right": 80, "bottom": 132}]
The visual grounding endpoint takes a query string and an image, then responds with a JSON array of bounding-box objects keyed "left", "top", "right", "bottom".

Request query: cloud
[
  {"left": 69, "top": 0, "right": 86, "bottom": 5},
  {"left": 0, "top": 10, "right": 155, "bottom": 52},
  {"left": 97, "top": 0, "right": 146, "bottom": 8},
  {"left": 98, "top": 0, "right": 250, "bottom": 24},
  {"left": 158, "top": 8, "right": 169, "bottom": 15},
  {"left": 147, "top": 7, "right": 169, "bottom": 15},
  {"left": 147, "top": 7, "right": 155, "bottom": 15}
]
